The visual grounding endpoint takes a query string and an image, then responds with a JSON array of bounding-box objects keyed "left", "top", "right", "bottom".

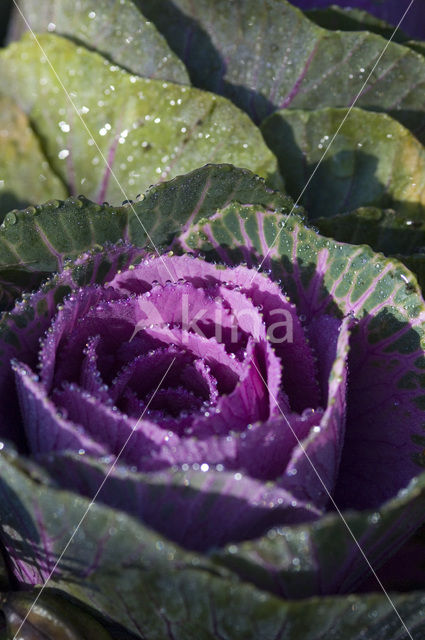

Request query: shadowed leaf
[
  {"left": 290, "top": 0, "right": 425, "bottom": 39},
  {"left": 1, "top": 448, "right": 425, "bottom": 639},
  {"left": 303, "top": 6, "right": 408, "bottom": 42},
  {"left": 315, "top": 207, "right": 425, "bottom": 256},
  {"left": 261, "top": 107, "right": 425, "bottom": 219},
  {"left": 134, "top": 0, "right": 425, "bottom": 138}
]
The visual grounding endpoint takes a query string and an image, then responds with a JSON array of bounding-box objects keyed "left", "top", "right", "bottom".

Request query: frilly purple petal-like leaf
[
  {"left": 0, "top": 242, "right": 141, "bottom": 447},
  {"left": 280, "top": 317, "right": 351, "bottom": 508},
  {"left": 111, "top": 256, "right": 321, "bottom": 411},
  {"left": 13, "top": 361, "right": 107, "bottom": 457}
]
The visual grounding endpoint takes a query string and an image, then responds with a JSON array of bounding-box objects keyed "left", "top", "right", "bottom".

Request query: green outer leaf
[
  {"left": 0, "top": 34, "right": 282, "bottom": 205},
  {"left": 135, "top": 0, "right": 425, "bottom": 139},
  {"left": 2, "top": 446, "right": 425, "bottom": 640},
  {"left": 303, "top": 7, "right": 408, "bottom": 42},
  {"left": 315, "top": 207, "right": 425, "bottom": 256},
  {"left": 0, "top": 96, "right": 67, "bottom": 217},
  {"left": 0, "top": 164, "right": 291, "bottom": 308},
  {"left": 0, "top": 165, "right": 293, "bottom": 275},
  {"left": 129, "top": 163, "right": 292, "bottom": 250},
  {"left": 0, "top": 197, "right": 128, "bottom": 273},
  {"left": 15, "top": 0, "right": 190, "bottom": 84},
  {"left": 3, "top": 591, "right": 115, "bottom": 640},
  {"left": 314, "top": 207, "right": 425, "bottom": 295},
  {"left": 408, "top": 40, "right": 425, "bottom": 57},
  {"left": 261, "top": 107, "right": 425, "bottom": 219}
]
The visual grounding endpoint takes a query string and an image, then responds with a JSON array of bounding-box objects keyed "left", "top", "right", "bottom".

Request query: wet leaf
[
  {"left": 302, "top": 6, "right": 408, "bottom": 42},
  {"left": 135, "top": 0, "right": 425, "bottom": 137},
  {"left": 0, "top": 34, "right": 281, "bottom": 205},
  {"left": 0, "top": 96, "right": 67, "bottom": 218},
  {"left": 290, "top": 0, "right": 425, "bottom": 39},
  {"left": 3, "top": 591, "right": 114, "bottom": 640},
  {"left": 261, "top": 106, "right": 425, "bottom": 219},
  {"left": 13, "top": 0, "right": 190, "bottom": 84},
  {"left": 1, "top": 447, "right": 425, "bottom": 639},
  {"left": 315, "top": 207, "right": 425, "bottom": 256}
]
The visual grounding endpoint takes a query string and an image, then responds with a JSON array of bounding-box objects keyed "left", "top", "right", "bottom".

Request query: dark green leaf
[
  {"left": 0, "top": 165, "right": 292, "bottom": 276},
  {"left": 3, "top": 591, "right": 114, "bottom": 640},
  {"left": 135, "top": 0, "right": 425, "bottom": 139},
  {"left": 398, "top": 254, "right": 425, "bottom": 295},
  {"left": 303, "top": 7, "right": 408, "bottom": 42},
  {"left": 315, "top": 207, "right": 425, "bottom": 256},
  {"left": 261, "top": 106, "right": 425, "bottom": 219},
  {"left": 1, "top": 446, "right": 425, "bottom": 639},
  {"left": 214, "top": 470, "right": 425, "bottom": 597},
  {"left": 407, "top": 40, "right": 425, "bottom": 57},
  {"left": 313, "top": 207, "right": 425, "bottom": 295}
]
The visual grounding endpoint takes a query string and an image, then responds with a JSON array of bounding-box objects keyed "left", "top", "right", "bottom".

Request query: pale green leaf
[
  {"left": 0, "top": 35, "right": 282, "bottom": 205},
  {"left": 14, "top": 0, "right": 190, "bottom": 84},
  {"left": 0, "top": 96, "right": 67, "bottom": 217}
]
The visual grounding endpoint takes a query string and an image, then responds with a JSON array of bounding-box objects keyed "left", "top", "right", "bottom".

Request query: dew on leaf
[{"left": 3, "top": 212, "right": 16, "bottom": 225}]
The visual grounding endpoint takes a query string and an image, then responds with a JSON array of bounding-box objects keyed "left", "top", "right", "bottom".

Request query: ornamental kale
[{"left": 1, "top": 2, "right": 425, "bottom": 639}]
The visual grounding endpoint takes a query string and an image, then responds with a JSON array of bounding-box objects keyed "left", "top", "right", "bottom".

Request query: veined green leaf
[
  {"left": 261, "top": 107, "right": 425, "bottom": 219},
  {"left": 0, "top": 165, "right": 292, "bottom": 276},
  {"left": 3, "top": 591, "right": 115, "bottom": 640},
  {"left": 315, "top": 207, "right": 425, "bottom": 256},
  {"left": 0, "top": 35, "right": 282, "bottom": 205},
  {"left": 13, "top": 0, "right": 190, "bottom": 84},
  {"left": 0, "top": 96, "right": 67, "bottom": 217},
  {"left": 134, "top": 0, "right": 425, "bottom": 140},
  {"left": 1, "top": 446, "right": 425, "bottom": 639}
]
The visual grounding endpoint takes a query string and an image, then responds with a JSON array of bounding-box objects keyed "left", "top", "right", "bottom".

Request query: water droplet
[
  {"left": 4, "top": 212, "right": 16, "bottom": 225},
  {"left": 368, "top": 513, "right": 381, "bottom": 524}
]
